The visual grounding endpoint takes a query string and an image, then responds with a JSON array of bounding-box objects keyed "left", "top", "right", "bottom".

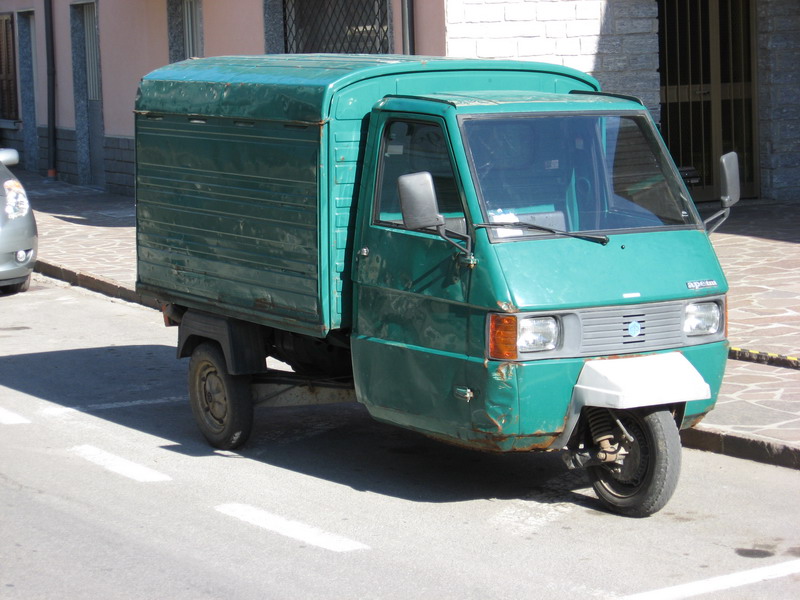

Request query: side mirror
[
  {"left": 397, "top": 171, "right": 475, "bottom": 263},
  {"left": 398, "top": 171, "right": 444, "bottom": 230},
  {"left": 0, "top": 148, "right": 19, "bottom": 166},
  {"left": 719, "top": 152, "right": 740, "bottom": 208},
  {"left": 704, "top": 151, "right": 740, "bottom": 234}
]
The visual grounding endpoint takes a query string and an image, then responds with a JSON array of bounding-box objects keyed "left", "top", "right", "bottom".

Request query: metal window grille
[
  {"left": 658, "top": 0, "right": 757, "bottom": 199},
  {"left": 284, "top": 0, "right": 390, "bottom": 54},
  {"left": 0, "top": 14, "right": 18, "bottom": 120},
  {"left": 183, "top": 0, "right": 202, "bottom": 58},
  {"left": 82, "top": 3, "right": 101, "bottom": 102}
]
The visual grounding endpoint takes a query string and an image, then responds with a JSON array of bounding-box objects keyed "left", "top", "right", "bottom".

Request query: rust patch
[
  {"left": 684, "top": 414, "right": 706, "bottom": 429},
  {"left": 429, "top": 431, "right": 559, "bottom": 453},
  {"left": 496, "top": 300, "right": 518, "bottom": 313},
  {"left": 492, "top": 362, "right": 517, "bottom": 383}
]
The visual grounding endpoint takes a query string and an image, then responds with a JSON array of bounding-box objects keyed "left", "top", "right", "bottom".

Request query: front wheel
[
  {"left": 587, "top": 408, "right": 681, "bottom": 518},
  {"left": 188, "top": 342, "right": 253, "bottom": 449},
  {"left": 1, "top": 274, "right": 31, "bottom": 295}
]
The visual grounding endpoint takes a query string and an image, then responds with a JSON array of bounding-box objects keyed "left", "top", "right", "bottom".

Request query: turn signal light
[{"left": 489, "top": 314, "right": 518, "bottom": 360}]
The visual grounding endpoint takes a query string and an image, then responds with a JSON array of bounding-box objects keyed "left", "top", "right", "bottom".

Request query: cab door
[{"left": 351, "top": 114, "right": 475, "bottom": 435}]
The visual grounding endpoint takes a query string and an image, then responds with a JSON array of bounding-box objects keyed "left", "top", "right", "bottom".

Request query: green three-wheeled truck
[{"left": 135, "top": 55, "right": 739, "bottom": 517}]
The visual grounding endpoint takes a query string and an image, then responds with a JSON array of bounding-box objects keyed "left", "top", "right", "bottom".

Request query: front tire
[
  {"left": 1, "top": 274, "right": 31, "bottom": 295},
  {"left": 188, "top": 342, "right": 253, "bottom": 449},
  {"left": 588, "top": 408, "right": 681, "bottom": 518}
]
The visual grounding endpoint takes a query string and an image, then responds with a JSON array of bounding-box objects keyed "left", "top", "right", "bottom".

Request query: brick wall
[
  {"left": 445, "top": 0, "right": 661, "bottom": 119},
  {"left": 758, "top": 0, "right": 800, "bottom": 203},
  {"left": 103, "top": 137, "right": 135, "bottom": 197}
]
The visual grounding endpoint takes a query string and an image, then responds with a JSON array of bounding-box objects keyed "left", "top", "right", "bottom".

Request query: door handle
[{"left": 357, "top": 247, "right": 370, "bottom": 257}]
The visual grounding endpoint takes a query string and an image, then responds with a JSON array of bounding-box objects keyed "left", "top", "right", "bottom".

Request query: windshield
[{"left": 461, "top": 113, "right": 701, "bottom": 240}]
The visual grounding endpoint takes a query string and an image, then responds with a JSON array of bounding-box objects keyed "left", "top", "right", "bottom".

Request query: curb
[
  {"left": 729, "top": 347, "right": 800, "bottom": 370},
  {"left": 34, "top": 261, "right": 159, "bottom": 309},
  {"left": 681, "top": 425, "right": 800, "bottom": 470}
]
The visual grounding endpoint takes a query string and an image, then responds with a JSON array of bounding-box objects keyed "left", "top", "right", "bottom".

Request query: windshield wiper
[{"left": 475, "top": 222, "right": 610, "bottom": 245}]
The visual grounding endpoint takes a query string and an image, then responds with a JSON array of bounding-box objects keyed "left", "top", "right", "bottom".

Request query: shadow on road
[{"left": 0, "top": 345, "right": 597, "bottom": 509}]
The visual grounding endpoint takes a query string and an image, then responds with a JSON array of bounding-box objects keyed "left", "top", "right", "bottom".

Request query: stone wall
[
  {"left": 0, "top": 127, "right": 134, "bottom": 196},
  {"left": 757, "top": 0, "right": 800, "bottom": 203},
  {"left": 445, "top": 0, "right": 661, "bottom": 118}
]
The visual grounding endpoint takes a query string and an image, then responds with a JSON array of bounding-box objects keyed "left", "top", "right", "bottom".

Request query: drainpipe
[
  {"left": 44, "top": 0, "right": 57, "bottom": 180},
  {"left": 401, "top": 0, "right": 415, "bottom": 55}
]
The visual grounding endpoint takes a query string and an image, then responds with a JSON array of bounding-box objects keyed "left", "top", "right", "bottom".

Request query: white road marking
[
  {"left": 71, "top": 444, "right": 172, "bottom": 482},
  {"left": 42, "top": 396, "right": 184, "bottom": 417},
  {"left": 0, "top": 407, "right": 31, "bottom": 424},
  {"left": 215, "top": 503, "right": 370, "bottom": 553},
  {"left": 621, "top": 558, "right": 800, "bottom": 600}
]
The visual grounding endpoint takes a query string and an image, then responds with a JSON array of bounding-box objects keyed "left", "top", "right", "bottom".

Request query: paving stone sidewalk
[{"left": 13, "top": 169, "right": 800, "bottom": 469}]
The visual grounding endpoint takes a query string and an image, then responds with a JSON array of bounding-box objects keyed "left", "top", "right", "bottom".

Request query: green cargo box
[{"left": 135, "top": 54, "right": 597, "bottom": 337}]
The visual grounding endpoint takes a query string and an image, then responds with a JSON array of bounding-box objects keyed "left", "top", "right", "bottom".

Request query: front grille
[{"left": 579, "top": 301, "right": 685, "bottom": 355}]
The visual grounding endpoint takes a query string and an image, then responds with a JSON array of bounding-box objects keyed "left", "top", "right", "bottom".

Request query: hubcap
[{"left": 201, "top": 369, "right": 227, "bottom": 428}]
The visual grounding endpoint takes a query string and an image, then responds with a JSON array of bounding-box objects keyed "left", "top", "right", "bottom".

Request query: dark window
[
  {"left": 284, "top": 0, "right": 390, "bottom": 54},
  {"left": 375, "top": 120, "right": 465, "bottom": 230},
  {"left": 168, "top": 0, "right": 203, "bottom": 62},
  {"left": 0, "top": 14, "right": 18, "bottom": 121}
]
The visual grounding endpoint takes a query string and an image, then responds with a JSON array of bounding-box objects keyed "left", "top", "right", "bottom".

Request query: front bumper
[{"left": 0, "top": 216, "right": 38, "bottom": 284}]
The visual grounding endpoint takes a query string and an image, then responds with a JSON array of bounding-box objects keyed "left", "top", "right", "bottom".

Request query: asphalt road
[{"left": 2, "top": 275, "right": 800, "bottom": 600}]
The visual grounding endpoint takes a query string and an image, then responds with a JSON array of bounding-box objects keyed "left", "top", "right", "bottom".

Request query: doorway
[{"left": 658, "top": 0, "right": 758, "bottom": 201}]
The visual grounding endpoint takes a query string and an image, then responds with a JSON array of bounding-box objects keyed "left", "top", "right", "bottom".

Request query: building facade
[{"left": 0, "top": 0, "right": 796, "bottom": 202}]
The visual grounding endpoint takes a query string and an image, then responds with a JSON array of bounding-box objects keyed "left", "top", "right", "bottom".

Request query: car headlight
[
  {"left": 684, "top": 302, "right": 721, "bottom": 336},
  {"left": 4, "top": 179, "right": 30, "bottom": 219},
  {"left": 489, "top": 314, "right": 560, "bottom": 359}
]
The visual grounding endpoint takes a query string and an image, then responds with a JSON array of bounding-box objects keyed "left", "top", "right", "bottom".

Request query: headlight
[
  {"left": 684, "top": 302, "right": 721, "bottom": 336},
  {"left": 4, "top": 179, "right": 30, "bottom": 219},
  {"left": 489, "top": 314, "right": 560, "bottom": 359},
  {"left": 518, "top": 317, "right": 559, "bottom": 352}
]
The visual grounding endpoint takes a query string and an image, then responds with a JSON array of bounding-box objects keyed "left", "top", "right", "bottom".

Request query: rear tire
[
  {"left": 588, "top": 408, "right": 681, "bottom": 518},
  {"left": 188, "top": 342, "right": 253, "bottom": 449}
]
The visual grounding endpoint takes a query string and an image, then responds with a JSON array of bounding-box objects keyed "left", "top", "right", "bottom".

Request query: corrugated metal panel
[{"left": 136, "top": 115, "right": 323, "bottom": 334}]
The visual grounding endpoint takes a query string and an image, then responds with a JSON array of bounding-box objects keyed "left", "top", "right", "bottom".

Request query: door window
[{"left": 375, "top": 120, "right": 466, "bottom": 233}]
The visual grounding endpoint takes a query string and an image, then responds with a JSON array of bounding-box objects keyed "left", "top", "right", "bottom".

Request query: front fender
[{"left": 553, "top": 352, "right": 711, "bottom": 448}]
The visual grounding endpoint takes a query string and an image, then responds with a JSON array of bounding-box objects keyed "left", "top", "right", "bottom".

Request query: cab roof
[{"left": 384, "top": 89, "right": 645, "bottom": 114}]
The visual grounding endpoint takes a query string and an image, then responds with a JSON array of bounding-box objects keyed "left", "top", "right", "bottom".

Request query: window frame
[{"left": 372, "top": 115, "right": 468, "bottom": 234}]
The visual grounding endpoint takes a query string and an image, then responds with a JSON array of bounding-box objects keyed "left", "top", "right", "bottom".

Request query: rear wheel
[
  {"left": 188, "top": 342, "right": 253, "bottom": 449},
  {"left": 588, "top": 408, "right": 681, "bottom": 518}
]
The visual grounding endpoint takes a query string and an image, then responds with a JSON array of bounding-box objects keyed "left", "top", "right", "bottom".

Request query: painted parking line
[
  {"left": 42, "top": 396, "right": 184, "bottom": 417},
  {"left": 621, "top": 558, "right": 800, "bottom": 600},
  {"left": 215, "top": 503, "right": 370, "bottom": 553},
  {"left": 0, "top": 407, "right": 31, "bottom": 424},
  {"left": 71, "top": 444, "right": 172, "bottom": 483}
]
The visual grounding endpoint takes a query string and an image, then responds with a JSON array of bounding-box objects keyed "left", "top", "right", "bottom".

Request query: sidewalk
[{"left": 14, "top": 168, "right": 800, "bottom": 469}]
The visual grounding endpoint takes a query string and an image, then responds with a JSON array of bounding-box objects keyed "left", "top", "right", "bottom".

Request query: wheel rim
[
  {"left": 198, "top": 363, "right": 228, "bottom": 433},
  {"left": 594, "top": 414, "right": 651, "bottom": 499}
]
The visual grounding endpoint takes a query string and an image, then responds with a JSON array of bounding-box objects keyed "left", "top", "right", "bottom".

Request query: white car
[{"left": 0, "top": 149, "right": 37, "bottom": 294}]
